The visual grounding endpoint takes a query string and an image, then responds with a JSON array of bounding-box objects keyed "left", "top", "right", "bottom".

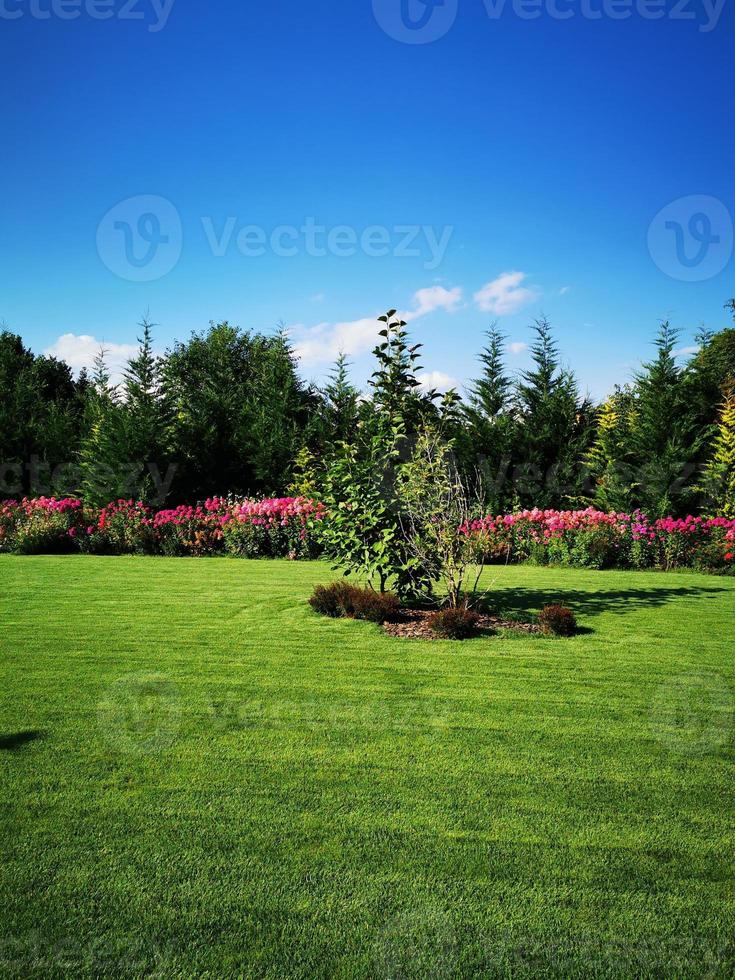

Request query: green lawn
[{"left": 1, "top": 557, "right": 734, "bottom": 978}]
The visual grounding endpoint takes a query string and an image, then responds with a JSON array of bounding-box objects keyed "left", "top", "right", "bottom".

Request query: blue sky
[{"left": 1, "top": 0, "right": 733, "bottom": 398}]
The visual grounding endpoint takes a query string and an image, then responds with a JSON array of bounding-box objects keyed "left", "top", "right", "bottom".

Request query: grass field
[{"left": 1, "top": 556, "right": 734, "bottom": 978}]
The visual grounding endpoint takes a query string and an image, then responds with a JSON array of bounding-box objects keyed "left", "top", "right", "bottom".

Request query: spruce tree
[
  {"left": 630, "top": 322, "right": 707, "bottom": 516},
  {"left": 461, "top": 326, "right": 516, "bottom": 511},
  {"left": 514, "top": 317, "right": 589, "bottom": 508}
]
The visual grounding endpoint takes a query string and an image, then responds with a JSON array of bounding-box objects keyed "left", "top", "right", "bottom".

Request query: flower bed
[
  {"left": 464, "top": 508, "right": 735, "bottom": 572},
  {"left": 0, "top": 496, "right": 324, "bottom": 559},
  {"left": 1, "top": 499, "right": 733, "bottom": 571}
]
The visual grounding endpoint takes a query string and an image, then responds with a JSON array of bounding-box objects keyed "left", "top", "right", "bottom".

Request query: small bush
[
  {"left": 309, "top": 582, "right": 399, "bottom": 623},
  {"left": 309, "top": 582, "right": 360, "bottom": 618},
  {"left": 351, "top": 589, "right": 400, "bottom": 623},
  {"left": 538, "top": 604, "right": 577, "bottom": 636},
  {"left": 429, "top": 607, "right": 480, "bottom": 640}
]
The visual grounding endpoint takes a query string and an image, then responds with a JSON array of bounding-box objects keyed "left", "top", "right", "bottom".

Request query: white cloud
[
  {"left": 292, "top": 317, "right": 381, "bottom": 364},
  {"left": 674, "top": 345, "right": 700, "bottom": 359},
  {"left": 558, "top": 285, "right": 571, "bottom": 295},
  {"left": 405, "top": 285, "right": 463, "bottom": 320},
  {"left": 507, "top": 341, "right": 528, "bottom": 355},
  {"left": 293, "top": 285, "right": 463, "bottom": 366},
  {"left": 473, "top": 271, "right": 538, "bottom": 316},
  {"left": 417, "top": 370, "right": 458, "bottom": 392},
  {"left": 309, "top": 292, "right": 325, "bottom": 303},
  {"left": 44, "top": 333, "right": 139, "bottom": 384}
]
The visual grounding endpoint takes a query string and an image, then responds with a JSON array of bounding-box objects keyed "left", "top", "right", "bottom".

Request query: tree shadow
[
  {"left": 485, "top": 584, "right": 728, "bottom": 620},
  {"left": 0, "top": 730, "right": 44, "bottom": 751}
]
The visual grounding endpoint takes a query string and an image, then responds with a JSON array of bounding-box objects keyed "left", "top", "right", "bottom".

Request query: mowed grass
[{"left": 1, "top": 557, "right": 734, "bottom": 978}]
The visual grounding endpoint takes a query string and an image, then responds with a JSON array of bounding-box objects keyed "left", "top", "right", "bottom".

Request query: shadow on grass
[
  {"left": 0, "top": 730, "right": 44, "bottom": 751},
  {"left": 487, "top": 584, "right": 727, "bottom": 620}
]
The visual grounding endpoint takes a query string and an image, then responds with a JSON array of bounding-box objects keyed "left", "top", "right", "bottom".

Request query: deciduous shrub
[
  {"left": 309, "top": 582, "right": 361, "bottom": 618},
  {"left": 309, "top": 582, "right": 399, "bottom": 623},
  {"left": 538, "top": 604, "right": 577, "bottom": 636},
  {"left": 429, "top": 607, "right": 481, "bottom": 640},
  {"left": 350, "top": 589, "right": 400, "bottom": 623}
]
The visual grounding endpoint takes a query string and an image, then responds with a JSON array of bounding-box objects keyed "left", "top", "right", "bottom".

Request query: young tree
[
  {"left": 399, "top": 427, "right": 485, "bottom": 607},
  {"left": 367, "top": 310, "right": 437, "bottom": 429},
  {"left": 317, "top": 312, "right": 436, "bottom": 597}
]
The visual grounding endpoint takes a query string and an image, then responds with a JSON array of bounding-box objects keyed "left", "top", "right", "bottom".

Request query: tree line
[{"left": 1, "top": 300, "right": 734, "bottom": 517}]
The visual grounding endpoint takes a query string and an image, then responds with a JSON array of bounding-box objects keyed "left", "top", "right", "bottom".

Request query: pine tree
[
  {"left": 121, "top": 315, "right": 172, "bottom": 503},
  {"left": 630, "top": 322, "right": 706, "bottom": 516},
  {"left": 79, "top": 349, "right": 130, "bottom": 505},
  {"left": 514, "top": 317, "right": 589, "bottom": 508},
  {"left": 460, "top": 326, "right": 516, "bottom": 511},
  {"left": 323, "top": 352, "right": 359, "bottom": 445},
  {"left": 466, "top": 325, "right": 511, "bottom": 419}
]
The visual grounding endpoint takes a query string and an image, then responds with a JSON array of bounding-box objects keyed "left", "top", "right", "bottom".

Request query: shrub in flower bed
[
  {"left": 464, "top": 508, "right": 735, "bottom": 573},
  {"left": 309, "top": 582, "right": 399, "bottom": 623},
  {"left": 429, "top": 607, "right": 481, "bottom": 640},
  {"left": 0, "top": 497, "right": 85, "bottom": 554},
  {"left": 224, "top": 497, "right": 324, "bottom": 559},
  {"left": 0, "top": 495, "right": 324, "bottom": 559},
  {"left": 538, "top": 605, "right": 577, "bottom": 636}
]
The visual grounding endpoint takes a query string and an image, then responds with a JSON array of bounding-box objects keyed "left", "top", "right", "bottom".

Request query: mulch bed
[{"left": 382, "top": 608, "right": 543, "bottom": 640}]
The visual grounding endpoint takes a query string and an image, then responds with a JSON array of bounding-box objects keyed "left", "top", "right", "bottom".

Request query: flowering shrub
[
  {"left": 0, "top": 497, "right": 85, "bottom": 554},
  {"left": 224, "top": 497, "right": 324, "bottom": 559},
  {"left": 0, "top": 495, "right": 324, "bottom": 559},
  {"left": 464, "top": 508, "right": 735, "bottom": 573}
]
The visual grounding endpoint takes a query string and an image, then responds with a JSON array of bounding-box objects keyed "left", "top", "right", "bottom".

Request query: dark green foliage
[
  {"left": 163, "top": 322, "right": 314, "bottom": 500},
  {"left": 3, "top": 304, "right": 735, "bottom": 520},
  {"left": 538, "top": 604, "right": 577, "bottom": 636},
  {"left": 322, "top": 352, "right": 360, "bottom": 445},
  {"left": 308, "top": 581, "right": 399, "bottom": 622},
  {"left": 459, "top": 326, "right": 517, "bottom": 512},
  {"left": 429, "top": 606, "right": 481, "bottom": 639},
  {"left": 513, "top": 318, "right": 595, "bottom": 508},
  {"left": 0, "top": 330, "right": 84, "bottom": 497},
  {"left": 629, "top": 322, "right": 708, "bottom": 517}
]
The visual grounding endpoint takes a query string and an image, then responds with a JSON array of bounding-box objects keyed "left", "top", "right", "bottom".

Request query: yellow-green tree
[{"left": 701, "top": 381, "right": 735, "bottom": 517}]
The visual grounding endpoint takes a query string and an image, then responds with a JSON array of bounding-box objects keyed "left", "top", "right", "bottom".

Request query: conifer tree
[
  {"left": 700, "top": 381, "right": 735, "bottom": 516},
  {"left": 630, "top": 322, "right": 706, "bottom": 516}
]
